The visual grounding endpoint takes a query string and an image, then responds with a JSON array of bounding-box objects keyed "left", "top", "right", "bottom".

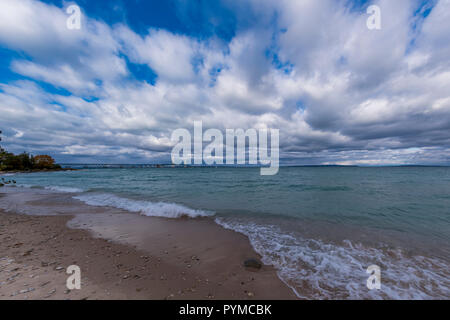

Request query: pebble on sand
[{"left": 243, "top": 258, "right": 262, "bottom": 270}]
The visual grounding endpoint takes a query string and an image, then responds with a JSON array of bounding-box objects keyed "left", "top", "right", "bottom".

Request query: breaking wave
[
  {"left": 215, "top": 217, "right": 450, "bottom": 300},
  {"left": 44, "top": 186, "right": 84, "bottom": 193},
  {"left": 74, "top": 193, "right": 214, "bottom": 219}
]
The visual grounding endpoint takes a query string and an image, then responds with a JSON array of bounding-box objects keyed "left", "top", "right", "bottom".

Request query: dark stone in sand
[{"left": 243, "top": 258, "right": 262, "bottom": 270}]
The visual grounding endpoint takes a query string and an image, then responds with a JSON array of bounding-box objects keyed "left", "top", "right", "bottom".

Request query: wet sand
[{"left": 0, "top": 189, "right": 297, "bottom": 300}]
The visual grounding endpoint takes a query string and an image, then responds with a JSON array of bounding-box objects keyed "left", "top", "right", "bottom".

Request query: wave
[
  {"left": 0, "top": 173, "right": 15, "bottom": 177},
  {"left": 3, "top": 184, "right": 83, "bottom": 193},
  {"left": 44, "top": 186, "right": 84, "bottom": 193},
  {"left": 74, "top": 193, "right": 214, "bottom": 219},
  {"left": 215, "top": 217, "right": 450, "bottom": 300},
  {"left": 4, "top": 183, "right": 34, "bottom": 188},
  {"left": 286, "top": 184, "right": 352, "bottom": 192}
]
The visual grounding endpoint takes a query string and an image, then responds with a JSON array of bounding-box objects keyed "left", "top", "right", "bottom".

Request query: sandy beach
[{"left": 0, "top": 190, "right": 296, "bottom": 300}]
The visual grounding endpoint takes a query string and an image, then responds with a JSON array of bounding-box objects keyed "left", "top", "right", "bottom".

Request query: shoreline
[
  {"left": 2, "top": 180, "right": 450, "bottom": 299},
  {"left": 1, "top": 168, "right": 77, "bottom": 175},
  {"left": 0, "top": 191, "right": 297, "bottom": 300}
]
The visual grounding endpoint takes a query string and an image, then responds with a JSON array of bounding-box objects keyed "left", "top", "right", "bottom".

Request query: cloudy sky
[{"left": 0, "top": 0, "right": 449, "bottom": 165}]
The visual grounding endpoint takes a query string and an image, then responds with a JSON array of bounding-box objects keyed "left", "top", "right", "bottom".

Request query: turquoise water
[{"left": 3, "top": 167, "right": 450, "bottom": 299}]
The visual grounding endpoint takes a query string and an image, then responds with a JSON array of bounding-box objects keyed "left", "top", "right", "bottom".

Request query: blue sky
[{"left": 1, "top": 0, "right": 449, "bottom": 165}]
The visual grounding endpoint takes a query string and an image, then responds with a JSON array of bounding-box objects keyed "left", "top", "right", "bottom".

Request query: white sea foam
[
  {"left": 45, "top": 186, "right": 84, "bottom": 193},
  {"left": 215, "top": 217, "right": 450, "bottom": 300},
  {"left": 4, "top": 183, "right": 32, "bottom": 188},
  {"left": 3, "top": 184, "right": 82, "bottom": 193},
  {"left": 0, "top": 173, "right": 15, "bottom": 177},
  {"left": 74, "top": 193, "right": 214, "bottom": 219}
]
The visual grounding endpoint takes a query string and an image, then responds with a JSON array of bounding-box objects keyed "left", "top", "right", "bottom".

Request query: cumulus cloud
[{"left": 0, "top": 0, "right": 449, "bottom": 165}]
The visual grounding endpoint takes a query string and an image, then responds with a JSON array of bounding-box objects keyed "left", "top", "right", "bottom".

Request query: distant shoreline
[
  {"left": 54, "top": 164, "right": 450, "bottom": 169},
  {"left": 0, "top": 168, "right": 78, "bottom": 174}
]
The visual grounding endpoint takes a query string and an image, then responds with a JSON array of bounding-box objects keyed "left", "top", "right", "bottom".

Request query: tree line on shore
[{"left": 0, "top": 130, "right": 61, "bottom": 171}]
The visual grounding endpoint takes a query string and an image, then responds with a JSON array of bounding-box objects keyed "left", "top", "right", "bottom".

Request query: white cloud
[{"left": 117, "top": 27, "right": 198, "bottom": 83}]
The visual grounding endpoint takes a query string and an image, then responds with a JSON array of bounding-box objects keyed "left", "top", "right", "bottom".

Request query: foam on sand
[{"left": 215, "top": 217, "right": 450, "bottom": 300}]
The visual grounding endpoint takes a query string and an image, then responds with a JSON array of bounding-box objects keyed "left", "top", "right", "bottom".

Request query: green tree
[
  {"left": 34, "top": 155, "right": 57, "bottom": 169},
  {"left": 0, "top": 130, "right": 6, "bottom": 171},
  {"left": 0, "top": 130, "right": 60, "bottom": 172},
  {"left": 0, "top": 129, "right": 4, "bottom": 152}
]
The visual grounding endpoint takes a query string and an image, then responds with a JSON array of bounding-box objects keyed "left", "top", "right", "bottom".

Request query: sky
[{"left": 0, "top": 0, "right": 449, "bottom": 165}]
